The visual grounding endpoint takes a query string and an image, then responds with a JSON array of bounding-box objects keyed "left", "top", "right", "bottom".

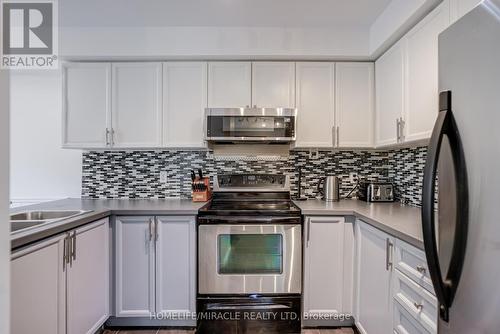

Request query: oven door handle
[
  {"left": 206, "top": 303, "right": 292, "bottom": 311},
  {"left": 198, "top": 216, "right": 301, "bottom": 224}
]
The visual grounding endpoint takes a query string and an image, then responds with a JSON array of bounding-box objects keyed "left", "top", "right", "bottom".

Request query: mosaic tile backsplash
[{"left": 82, "top": 146, "right": 428, "bottom": 207}]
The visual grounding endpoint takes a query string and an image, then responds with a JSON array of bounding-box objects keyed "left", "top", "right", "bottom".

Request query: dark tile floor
[{"left": 103, "top": 329, "right": 355, "bottom": 334}]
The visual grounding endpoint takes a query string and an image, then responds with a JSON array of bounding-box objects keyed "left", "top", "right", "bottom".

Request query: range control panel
[{"left": 215, "top": 174, "right": 288, "bottom": 191}]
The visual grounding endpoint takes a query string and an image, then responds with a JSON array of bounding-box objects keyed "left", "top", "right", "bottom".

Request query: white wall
[
  {"left": 0, "top": 69, "right": 10, "bottom": 334},
  {"left": 10, "top": 71, "right": 82, "bottom": 202},
  {"left": 60, "top": 26, "right": 370, "bottom": 60},
  {"left": 370, "top": 0, "right": 442, "bottom": 57}
]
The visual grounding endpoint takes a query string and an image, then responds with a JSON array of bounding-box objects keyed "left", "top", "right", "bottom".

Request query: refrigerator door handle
[{"left": 422, "top": 90, "right": 469, "bottom": 323}]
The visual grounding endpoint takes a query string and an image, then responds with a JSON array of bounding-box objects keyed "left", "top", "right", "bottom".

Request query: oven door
[{"left": 198, "top": 224, "right": 301, "bottom": 295}]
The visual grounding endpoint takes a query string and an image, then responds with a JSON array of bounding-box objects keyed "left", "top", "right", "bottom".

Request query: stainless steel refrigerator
[{"left": 421, "top": 1, "right": 500, "bottom": 333}]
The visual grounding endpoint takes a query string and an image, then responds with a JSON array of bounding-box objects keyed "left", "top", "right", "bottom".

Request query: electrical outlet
[
  {"left": 308, "top": 149, "right": 319, "bottom": 159},
  {"left": 159, "top": 171, "right": 168, "bottom": 184},
  {"left": 349, "top": 173, "right": 358, "bottom": 183}
]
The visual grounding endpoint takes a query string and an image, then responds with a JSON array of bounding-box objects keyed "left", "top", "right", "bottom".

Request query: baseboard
[{"left": 105, "top": 316, "right": 196, "bottom": 327}]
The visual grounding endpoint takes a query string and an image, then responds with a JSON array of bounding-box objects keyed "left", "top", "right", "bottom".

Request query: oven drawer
[
  {"left": 395, "top": 239, "right": 434, "bottom": 294},
  {"left": 198, "top": 224, "right": 302, "bottom": 295},
  {"left": 394, "top": 269, "right": 437, "bottom": 333}
]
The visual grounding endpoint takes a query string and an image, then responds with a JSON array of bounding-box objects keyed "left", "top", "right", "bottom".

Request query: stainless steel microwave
[{"left": 205, "top": 107, "right": 297, "bottom": 143}]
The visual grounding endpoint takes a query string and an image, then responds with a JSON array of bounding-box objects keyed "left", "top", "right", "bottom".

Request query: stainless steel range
[{"left": 197, "top": 174, "right": 302, "bottom": 334}]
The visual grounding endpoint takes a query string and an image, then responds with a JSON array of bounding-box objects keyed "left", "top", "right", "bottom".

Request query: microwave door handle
[{"left": 422, "top": 90, "right": 469, "bottom": 322}]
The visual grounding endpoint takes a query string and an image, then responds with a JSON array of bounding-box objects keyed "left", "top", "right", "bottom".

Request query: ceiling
[{"left": 60, "top": 0, "right": 393, "bottom": 28}]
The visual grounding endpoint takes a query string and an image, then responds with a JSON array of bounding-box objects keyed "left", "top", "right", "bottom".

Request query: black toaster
[{"left": 358, "top": 182, "right": 394, "bottom": 202}]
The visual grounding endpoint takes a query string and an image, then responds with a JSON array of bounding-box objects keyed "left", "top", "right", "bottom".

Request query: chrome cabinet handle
[
  {"left": 416, "top": 265, "right": 426, "bottom": 274},
  {"left": 414, "top": 302, "right": 424, "bottom": 311},
  {"left": 105, "top": 128, "right": 110, "bottom": 146},
  {"left": 400, "top": 118, "right": 405, "bottom": 142},
  {"left": 336, "top": 126, "right": 340, "bottom": 148},
  {"left": 68, "top": 232, "right": 73, "bottom": 267},
  {"left": 148, "top": 218, "right": 153, "bottom": 241},
  {"left": 332, "top": 126, "right": 336, "bottom": 147},
  {"left": 386, "top": 238, "right": 393, "bottom": 271},
  {"left": 306, "top": 220, "right": 311, "bottom": 247},
  {"left": 154, "top": 218, "right": 159, "bottom": 242},
  {"left": 396, "top": 118, "right": 400, "bottom": 142},
  {"left": 63, "top": 233, "right": 69, "bottom": 271},
  {"left": 71, "top": 231, "right": 76, "bottom": 262}
]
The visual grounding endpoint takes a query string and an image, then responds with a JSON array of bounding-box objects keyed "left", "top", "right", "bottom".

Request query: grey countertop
[
  {"left": 10, "top": 198, "right": 205, "bottom": 250},
  {"left": 294, "top": 199, "right": 424, "bottom": 250},
  {"left": 11, "top": 197, "right": 424, "bottom": 251}
]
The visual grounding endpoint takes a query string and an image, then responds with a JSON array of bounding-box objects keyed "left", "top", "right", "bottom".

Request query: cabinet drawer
[
  {"left": 394, "top": 239, "right": 434, "bottom": 294},
  {"left": 394, "top": 299, "right": 432, "bottom": 334},
  {"left": 394, "top": 270, "right": 437, "bottom": 333}
]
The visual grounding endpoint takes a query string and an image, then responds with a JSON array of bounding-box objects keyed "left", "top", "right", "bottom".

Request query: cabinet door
[
  {"left": 155, "top": 216, "right": 196, "bottom": 321},
  {"left": 251, "top": 62, "right": 295, "bottom": 107},
  {"left": 11, "top": 235, "right": 66, "bottom": 334},
  {"left": 303, "top": 217, "right": 345, "bottom": 324},
  {"left": 295, "top": 62, "right": 335, "bottom": 148},
  {"left": 355, "top": 220, "right": 393, "bottom": 334},
  {"left": 62, "top": 62, "right": 111, "bottom": 148},
  {"left": 375, "top": 40, "right": 405, "bottom": 147},
  {"left": 115, "top": 216, "right": 155, "bottom": 317},
  {"left": 67, "top": 219, "right": 110, "bottom": 334},
  {"left": 404, "top": 1, "right": 450, "bottom": 142},
  {"left": 335, "top": 63, "right": 374, "bottom": 148},
  {"left": 163, "top": 62, "right": 207, "bottom": 148},
  {"left": 208, "top": 62, "right": 251, "bottom": 107},
  {"left": 112, "top": 63, "right": 162, "bottom": 148},
  {"left": 451, "top": 0, "right": 481, "bottom": 22}
]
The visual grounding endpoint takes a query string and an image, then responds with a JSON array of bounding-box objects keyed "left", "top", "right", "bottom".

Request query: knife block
[{"left": 192, "top": 177, "right": 212, "bottom": 202}]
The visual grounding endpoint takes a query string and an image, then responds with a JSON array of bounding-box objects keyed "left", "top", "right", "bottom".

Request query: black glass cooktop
[{"left": 198, "top": 193, "right": 301, "bottom": 217}]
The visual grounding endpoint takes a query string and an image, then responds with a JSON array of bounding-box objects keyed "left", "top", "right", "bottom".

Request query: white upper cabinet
[
  {"left": 163, "top": 62, "right": 207, "bottom": 148},
  {"left": 208, "top": 62, "right": 252, "bottom": 108},
  {"left": 251, "top": 62, "right": 296, "bottom": 108},
  {"left": 62, "top": 63, "right": 111, "bottom": 148},
  {"left": 375, "top": 40, "right": 406, "bottom": 147},
  {"left": 335, "top": 63, "right": 374, "bottom": 148},
  {"left": 111, "top": 62, "right": 162, "bottom": 148},
  {"left": 295, "top": 62, "right": 335, "bottom": 148},
  {"left": 404, "top": 1, "right": 450, "bottom": 142}
]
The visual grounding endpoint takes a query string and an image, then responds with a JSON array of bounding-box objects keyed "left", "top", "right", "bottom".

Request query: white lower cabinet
[
  {"left": 67, "top": 220, "right": 110, "bottom": 334},
  {"left": 11, "top": 235, "right": 66, "bottom": 334},
  {"left": 115, "top": 216, "right": 155, "bottom": 316},
  {"left": 155, "top": 217, "right": 196, "bottom": 317},
  {"left": 115, "top": 216, "right": 196, "bottom": 323},
  {"left": 11, "top": 218, "right": 110, "bottom": 334},
  {"left": 354, "top": 219, "right": 437, "bottom": 334},
  {"left": 303, "top": 216, "right": 354, "bottom": 326},
  {"left": 393, "top": 270, "right": 437, "bottom": 333},
  {"left": 394, "top": 300, "right": 431, "bottom": 334},
  {"left": 355, "top": 220, "right": 394, "bottom": 334}
]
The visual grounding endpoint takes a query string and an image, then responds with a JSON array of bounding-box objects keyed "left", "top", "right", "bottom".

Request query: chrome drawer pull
[
  {"left": 414, "top": 302, "right": 424, "bottom": 311},
  {"left": 416, "top": 265, "right": 426, "bottom": 274}
]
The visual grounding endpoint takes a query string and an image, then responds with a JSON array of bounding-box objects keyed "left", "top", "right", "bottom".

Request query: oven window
[{"left": 218, "top": 234, "right": 283, "bottom": 274}]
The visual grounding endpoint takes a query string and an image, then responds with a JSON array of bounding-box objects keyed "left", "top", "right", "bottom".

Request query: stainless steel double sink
[{"left": 10, "top": 210, "right": 91, "bottom": 233}]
